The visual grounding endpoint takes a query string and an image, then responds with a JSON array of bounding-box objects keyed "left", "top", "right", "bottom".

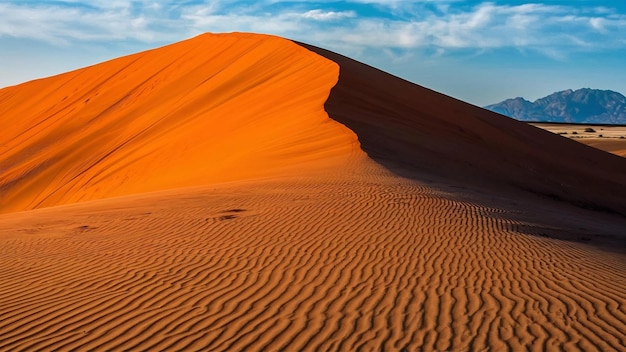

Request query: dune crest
[{"left": 0, "top": 33, "right": 359, "bottom": 213}]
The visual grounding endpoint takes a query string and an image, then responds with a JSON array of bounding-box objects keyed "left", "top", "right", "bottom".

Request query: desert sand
[
  {"left": 531, "top": 123, "right": 626, "bottom": 157},
  {"left": 1, "top": 33, "right": 625, "bottom": 351},
  {"left": 0, "top": 33, "right": 356, "bottom": 214}
]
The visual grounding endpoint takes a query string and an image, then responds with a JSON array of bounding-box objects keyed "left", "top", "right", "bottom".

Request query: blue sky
[{"left": 1, "top": 0, "right": 625, "bottom": 106}]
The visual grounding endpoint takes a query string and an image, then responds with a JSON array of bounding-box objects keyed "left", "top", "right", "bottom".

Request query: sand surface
[
  {"left": 531, "top": 123, "right": 626, "bottom": 157},
  {"left": 2, "top": 160, "right": 626, "bottom": 351},
  {"left": 581, "top": 138, "right": 626, "bottom": 157},
  {"left": 0, "top": 33, "right": 356, "bottom": 213},
  {"left": 1, "top": 33, "right": 626, "bottom": 351}
]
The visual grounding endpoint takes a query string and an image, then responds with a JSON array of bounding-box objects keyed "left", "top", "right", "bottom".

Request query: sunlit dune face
[{"left": 0, "top": 33, "right": 360, "bottom": 213}]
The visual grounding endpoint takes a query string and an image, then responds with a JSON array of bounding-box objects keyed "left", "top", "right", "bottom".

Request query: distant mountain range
[{"left": 485, "top": 88, "right": 626, "bottom": 124}]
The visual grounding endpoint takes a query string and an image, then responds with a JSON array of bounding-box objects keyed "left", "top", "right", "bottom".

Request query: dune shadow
[{"left": 300, "top": 42, "right": 626, "bottom": 252}]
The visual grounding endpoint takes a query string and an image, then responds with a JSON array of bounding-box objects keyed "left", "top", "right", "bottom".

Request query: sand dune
[
  {"left": 1, "top": 33, "right": 626, "bottom": 351},
  {"left": 0, "top": 33, "right": 357, "bottom": 213}
]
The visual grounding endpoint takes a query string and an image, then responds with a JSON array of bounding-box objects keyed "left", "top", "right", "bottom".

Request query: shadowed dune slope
[
  {"left": 302, "top": 44, "right": 626, "bottom": 216},
  {"left": 0, "top": 33, "right": 358, "bottom": 213}
]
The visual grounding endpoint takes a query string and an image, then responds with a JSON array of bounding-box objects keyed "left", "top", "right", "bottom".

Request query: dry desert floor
[
  {"left": 1, "top": 157, "right": 626, "bottom": 351},
  {"left": 531, "top": 123, "right": 626, "bottom": 157}
]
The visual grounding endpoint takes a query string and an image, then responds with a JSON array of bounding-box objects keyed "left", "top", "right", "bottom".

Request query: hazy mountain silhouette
[{"left": 485, "top": 88, "right": 626, "bottom": 124}]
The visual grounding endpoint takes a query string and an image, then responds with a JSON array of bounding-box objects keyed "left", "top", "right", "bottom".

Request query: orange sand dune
[
  {"left": 1, "top": 33, "right": 626, "bottom": 351},
  {"left": 0, "top": 33, "right": 358, "bottom": 213}
]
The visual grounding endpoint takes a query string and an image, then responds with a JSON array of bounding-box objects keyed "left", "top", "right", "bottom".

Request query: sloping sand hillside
[
  {"left": 1, "top": 33, "right": 625, "bottom": 351},
  {"left": 0, "top": 33, "right": 357, "bottom": 213}
]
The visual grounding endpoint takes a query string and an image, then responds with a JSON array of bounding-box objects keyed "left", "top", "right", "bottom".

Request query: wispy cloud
[
  {"left": 0, "top": 1, "right": 625, "bottom": 58},
  {"left": 0, "top": 2, "right": 164, "bottom": 44},
  {"left": 299, "top": 9, "right": 356, "bottom": 21}
]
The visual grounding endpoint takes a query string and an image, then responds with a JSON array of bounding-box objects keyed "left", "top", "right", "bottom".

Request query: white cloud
[
  {"left": 0, "top": 2, "right": 170, "bottom": 44},
  {"left": 0, "top": 1, "right": 624, "bottom": 58},
  {"left": 300, "top": 9, "right": 356, "bottom": 21}
]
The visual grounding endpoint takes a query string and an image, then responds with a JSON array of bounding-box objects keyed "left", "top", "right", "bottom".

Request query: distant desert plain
[
  {"left": 1, "top": 33, "right": 625, "bottom": 351},
  {"left": 531, "top": 122, "right": 626, "bottom": 157}
]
